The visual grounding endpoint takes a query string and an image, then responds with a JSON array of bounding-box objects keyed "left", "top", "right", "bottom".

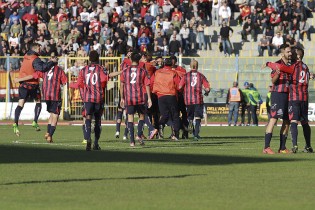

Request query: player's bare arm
[{"left": 14, "top": 75, "right": 34, "bottom": 83}]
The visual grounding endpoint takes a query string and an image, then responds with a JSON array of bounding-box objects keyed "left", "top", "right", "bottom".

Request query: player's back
[
  {"left": 183, "top": 71, "right": 208, "bottom": 105},
  {"left": 289, "top": 61, "right": 310, "bottom": 101},
  {"left": 42, "top": 66, "right": 67, "bottom": 101},
  {"left": 80, "top": 64, "right": 105, "bottom": 103},
  {"left": 122, "top": 65, "right": 148, "bottom": 106}
]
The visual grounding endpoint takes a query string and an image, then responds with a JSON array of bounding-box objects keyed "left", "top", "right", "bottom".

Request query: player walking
[
  {"left": 179, "top": 59, "right": 210, "bottom": 140},
  {"left": 120, "top": 53, "right": 152, "bottom": 147}
]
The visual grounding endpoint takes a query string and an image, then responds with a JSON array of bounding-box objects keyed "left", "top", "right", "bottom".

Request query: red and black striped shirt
[
  {"left": 120, "top": 65, "right": 150, "bottom": 106},
  {"left": 289, "top": 61, "right": 310, "bottom": 101},
  {"left": 77, "top": 64, "right": 108, "bottom": 103},
  {"left": 179, "top": 70, "right": 210, "bottom": 105},
  {"left": 270, "top": 59, "right": 291, "bottom": 93},
  {"left": 33, "top": 66, "right": 67, "bottom": 101}
]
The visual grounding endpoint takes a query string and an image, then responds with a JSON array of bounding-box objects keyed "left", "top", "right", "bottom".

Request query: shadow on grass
[
  {"left": 1, "top": 174, "right": 206, "bottom": 186},
  {"left": 0, "top": 145, "right": 300, "bottom": 165}
]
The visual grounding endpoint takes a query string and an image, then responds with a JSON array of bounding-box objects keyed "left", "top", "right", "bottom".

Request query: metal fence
[{"left": 1, "top": 55, "right": 315, "bottom": 120}]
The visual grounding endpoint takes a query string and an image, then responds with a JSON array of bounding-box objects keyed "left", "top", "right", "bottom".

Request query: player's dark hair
[
  {"left": 170, "top": 55, "right": 177, "bottom": 62},
  {"left": 164, "top": 58, "right": 172, "bottom": 66},
  {"left": 89, "top": 50, "right": 99, "bottom": 63},
  {"left": 30, "top": 43, "right": 40, "bottom": 50},
  {"left": 131, "top": 52, "right": 141, "bottom": 63},
  {"left": 279, "top": 43, "right": 290, "bottom": 52},
  {"left": 295, "top": 47, "right": 304, "bottom": 60}
]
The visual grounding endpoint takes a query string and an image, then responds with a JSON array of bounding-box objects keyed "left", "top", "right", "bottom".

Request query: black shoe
[
  {"left": 86, "top": 141, "right": 92, "bottom": 151},
  {"left": 93, "top": 144, "right": 101, "bottom": 150},
  {"left": 303, "top": 147, "right": 313, "bottom": 153}
]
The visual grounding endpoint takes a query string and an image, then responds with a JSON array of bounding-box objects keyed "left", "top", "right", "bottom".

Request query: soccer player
[
  {"left": 120, "top": 52, "right": 152, "bottom": 147},
  {"left": 179, "top": 59, "right": 210, "bottom": 140},
  {"left": 152, "top": 58, "right": 181, "bottom": 140},
  {"left": 13, "top": 43, "right": 57, "bottom": 136},
  {"left": 265, "top": 47, "right": 313, "bottom": 153},
  {"left": 170, "top": 55, "right": 189, "bottom": 139},
  {"left": 115, "top": 51, "right": 132, "bottom": 139},
  {"left": 15, "top": 63, "right": 68, "bottom": 143},
  {"left": 262, "top": 44, "right": 292, "bottom": 154},
  {"left": 76, "top": 51, "right": 109, "bottom": 151}
]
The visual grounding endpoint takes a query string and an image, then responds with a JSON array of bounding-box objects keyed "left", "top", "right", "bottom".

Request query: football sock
[
  {"left": 194, "top": 119, "right": 201, "bottom": 137},
  {"left": 49, "top": 126, "right": 56, "bottom": 137},
  {"left": 144, "top": 115, "right": 154, "bottom": 132},
  {"left": 302, "top": 123, "right": 311, "bottom": 148},
  {"left": 128, "top": 122, "right": 134, "bottom": 143},
  {"left": 137, "top": 120, "right": 145, "bottom": 137},
  {"left": 116, "top": 122, "right": 121, "bottom": 133},
  {"left": 47, "top": 124, "right": 51, "bottom": 133},
  {"left": 82, "top": 124, "right": 87, "bottom": 139},
  {"left": 124, "top": 127, "right": 128, "bottom": 137},
  {"left": 280, "top": 133, "right": 288, "bottom": 150},
  {"left": 34, "top": 103, "right": 42, "bottom": 123},
  {"left": 290, "top": 122, "right": 298, "bottom": 147},
  {"left": 94, "top": 125, "right": 101, "bottom": 146},
  {"left": 264, "top": 133, "right": 272, "bottom": 149},
  {"left": 85, "top": 119, "right": 91, "bottom": 141},
  {"left": 14, "top": 105, "right": 23, "bottom": 125}
]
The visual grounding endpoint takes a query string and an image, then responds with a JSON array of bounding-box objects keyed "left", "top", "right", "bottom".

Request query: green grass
[{"left": 0, "top": 125, "right": 315, "bottom": 210}]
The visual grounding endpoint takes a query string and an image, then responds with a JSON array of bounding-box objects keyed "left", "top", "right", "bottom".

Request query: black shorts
[
  {"left": 187, "top": 104, "right": 204, "bottom": 120},
  {"left": 18, "top": 84, "right": 41, "bottom": 101},
  {"left": 126, "top": 105, "right": 146, "bottom": 115},
  {"left": 84, "top": 102, "right": 103, "bottom": 116},
  {"left": 46, "top": 101, "right": 62, "bottom": 115},
  {"left": 289, "top": 100, "right": 308, "bottom": 122},
  {"left": 145, "top": 93, "right": 159, "bottom": 114},
  {"left": 270, "top": 92, "right": 289, "bottom": 120}
]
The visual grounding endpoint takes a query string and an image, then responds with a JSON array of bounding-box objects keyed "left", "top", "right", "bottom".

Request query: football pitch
[{"left": 1, "top": 125, "right": 315, "bottom": 210}]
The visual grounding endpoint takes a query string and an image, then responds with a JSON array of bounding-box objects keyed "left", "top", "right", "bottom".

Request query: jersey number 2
[{"left": 130, "top": 72, "right": 137, "bottom": 84}]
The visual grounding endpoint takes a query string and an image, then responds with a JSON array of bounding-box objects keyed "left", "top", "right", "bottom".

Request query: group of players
[
  {"left": 263, "top": 44, "right": 313, "bottom": 154},
  {"left": 13, "top": 43, "right": 210, "bottom": 151},
  {"left": 12, "top": 42, "right": 313, "bottom": 153}
]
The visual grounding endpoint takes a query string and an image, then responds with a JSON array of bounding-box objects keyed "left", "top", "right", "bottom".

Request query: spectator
[
  {"left": 9, "top": 19, "right": 22, "bottom": 38},
  {"left": 271, "top": 31, "right": 284, "bottom": 55},
  {"left": 258, "top": 34, "right": 272, "bottom": 56},
  {"left": 1, "top": 18, "right": 11, "bottom": 41},
  {"left": 220, "top": 21, "right": 233, "bottom": 56},
  {"left": 179, "top": 23, "right": 190, "bottom": 55},
  {"left": 238, "top": 4, "right": 251, "bottom": 26},
  {"left": 169, "top": 35, "right": 181, "bottom": 56},
  {"left": 219, "top": 1, "right": 231, "bottom": 26},
  {"left": 284, "top": 34, "right": 297, "bottom": 48},
  {"left": 289, "top": 18, "right": 300, "bottom": 41},
  {"left": 196, "top": 21, "right": 206, "bottom": 50},
  {"left": 38, "top": 3, "right": 49, "bottom": 23},
  {"left": 212, "top": 0, "right": 222, "bottom": 26},
  {"left": 138, "top": 32, "right": 150, "bottom": 47},
  {"left": 299, "top": 19, "right": 311, "bottom": 41},
  {"left": 241, "top": 18, "right": 256, "bottom": 42}
]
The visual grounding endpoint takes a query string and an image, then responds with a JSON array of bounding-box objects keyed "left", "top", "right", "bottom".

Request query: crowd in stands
[{"left": 0, "top": 0, "right": 315, "bottom": 70}]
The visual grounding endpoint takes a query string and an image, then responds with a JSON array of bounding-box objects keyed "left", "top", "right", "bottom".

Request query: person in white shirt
[
  {"left": 271, "top": 32, "right": 284, "bottom": 55},
  {"left": 162, "top": 17, "right": 171, "bottom": 33},
  {"left": 219, "top": 1, "right": 231, "bottom": 26},
  {"left": 179, "top": 23, "right": 190, "bottom": 55},
  {"left": 212, "top": 0, "right": 221, "bottom": 26},
  {"left": 80, "top": 7, "right": 90, "bottom": 23},
  {"left": 114, "top": 2, "right": 122, "bottom": 17}
]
